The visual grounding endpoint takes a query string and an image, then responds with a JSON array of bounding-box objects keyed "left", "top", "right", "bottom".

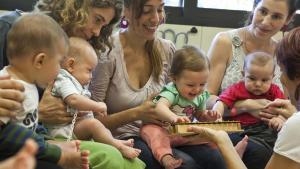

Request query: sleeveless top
[{"left": 220, "top": 29, "right": 283, "bottom": 94}]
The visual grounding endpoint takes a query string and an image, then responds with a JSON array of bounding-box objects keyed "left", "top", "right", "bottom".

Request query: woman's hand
[
  {"left": 0, "top": 75, "right": 24, "bottom": 117},
  {"left": 187, "top": 126, "right": 230, "bottom": 145},
  {"left": 38, "top": 83, "right": 72, "bottom": 124},
  {"left": 135, "top": 93, "right": 167, "bottom": 126},
  {"left": 261, "top": 99, "right": 297, "bottom": 120},
  {"left": 136, "top": 99, "right": 165, "bottom": 125}
]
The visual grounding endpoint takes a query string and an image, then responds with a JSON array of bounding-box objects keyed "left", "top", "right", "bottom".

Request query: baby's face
[
  {"left": 244, "top": 62, "right": 274, "bottom": 95},
  {"left": 71, "top": 48, "right": 97, "bottom": 86},
  {"left": 174, "top": 69, "right": 209, "bottom": 101}
]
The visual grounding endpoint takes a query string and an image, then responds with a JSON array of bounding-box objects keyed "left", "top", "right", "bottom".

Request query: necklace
[{"left": 242, "top": 28, "right": 274, "bottom": 55}]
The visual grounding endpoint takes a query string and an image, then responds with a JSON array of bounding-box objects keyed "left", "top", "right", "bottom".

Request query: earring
[
  {"left": 281, "top": 24, "right": 288, "bottom": 32},
  {"left": 120, "top": 16, "right": 128, "bottom": 29},
  {"left": 160, "top": 17, "right": 165, "bottom": 25}
]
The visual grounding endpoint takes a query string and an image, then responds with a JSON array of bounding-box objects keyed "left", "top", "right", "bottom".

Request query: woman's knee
[
  {"left": 242, "top": 141, "right": 272, "bottom": 169},
  {"left": 80, "top": 141, "right": 124, "bottom": 169},
  {"left": 173, "top": 149, "right": 199, "bottom": 169}
]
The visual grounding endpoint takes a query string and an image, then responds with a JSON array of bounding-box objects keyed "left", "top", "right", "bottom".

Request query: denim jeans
[
  {"left": 132, "top": 136, "right": 226, "bottom": 169},
  {"left": 229, "top": 133, "right": 273, "bottom": 169},
  {"left": 36, "top": 161, "right": 63, "bottom": 169}
]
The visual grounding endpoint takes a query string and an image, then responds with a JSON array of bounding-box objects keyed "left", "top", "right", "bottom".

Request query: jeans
[
  {"left": 36, "top": 161, "right": 63, "bottom": 169},
  {"left": 132, "top": 136, "right": 226, "bottom": 169},
  {"left": 229, "top": 133, "right": 272, "bottom": 169}
]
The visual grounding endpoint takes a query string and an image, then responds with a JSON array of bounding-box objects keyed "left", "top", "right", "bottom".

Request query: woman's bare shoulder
[
  {"left": 212, "top": 31, "right": 233, "bottom": 47},
  {"left": 208, "top": 30, "right": 234, "bottom": 60}
]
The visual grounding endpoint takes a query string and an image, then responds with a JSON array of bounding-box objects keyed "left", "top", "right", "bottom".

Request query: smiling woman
[{"left": 89, "top": 0, "right": 226, "bottom": 169}]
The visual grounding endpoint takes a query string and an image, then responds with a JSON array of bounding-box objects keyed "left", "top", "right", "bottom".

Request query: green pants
[{"left": 80, "top": 141, "right": 146, "bottom": 169}]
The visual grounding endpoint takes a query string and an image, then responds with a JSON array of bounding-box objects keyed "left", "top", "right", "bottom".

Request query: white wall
[{"left": 158, "top": 23, "right": 284, "bottom": 53}]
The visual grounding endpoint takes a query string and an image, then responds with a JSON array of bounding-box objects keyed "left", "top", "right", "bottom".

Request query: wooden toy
[{"left": 169, "top": 121, "right": 243, "bottom": 136}]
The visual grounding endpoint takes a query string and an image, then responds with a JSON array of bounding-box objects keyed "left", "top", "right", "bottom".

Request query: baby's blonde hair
[{"left": 171, "top": 46, "right": 209, "bottom": 77}]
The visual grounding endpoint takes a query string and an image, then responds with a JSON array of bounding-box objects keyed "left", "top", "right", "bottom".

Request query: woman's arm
[
  {"left": 96, "top": 99, "right": 164, "bottom": 130},
  {"left": 266, "top": 153, "right": 300, "bottom": 169},
  {"left": 187, "top": 126, "right": 247, "bottom": 169},
  {"left": 231, "top": 99, "right": 271, "bottom": 118},
  {"left": 38, "top": 84, "right": 72, "bottom": 124},
  {"left": 188, "top": 124, "right": 300, "bottom": 169},
  {"left": 206, "top": 32, "right": 232, "bottom": 108}
]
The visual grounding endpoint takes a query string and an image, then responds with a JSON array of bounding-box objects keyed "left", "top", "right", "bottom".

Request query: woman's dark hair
[
  {"left": 276, "top": 27, "right": 300, "bottom": 100},
  {"left": 276, "top": 27, "right": 300, "bottom": 80}
]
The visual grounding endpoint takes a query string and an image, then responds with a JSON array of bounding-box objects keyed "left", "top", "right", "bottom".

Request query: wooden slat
[{"left": 169, "top": 121, "right": 243, "bottom": 136}]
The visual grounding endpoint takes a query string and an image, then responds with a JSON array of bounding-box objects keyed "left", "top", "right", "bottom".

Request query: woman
[
  {"left": 207, "top": 0, "right": 297, "bottom": 100},
  {"left": 89, "top": 0, "right": 226, "bottom": 169},
  {"left": 0, "top": 0, "right": 145, "bottom": 168},
  {"left": 189, "top": 26, "right": 300, "bottom": 169},
  {"left": 36, "top": 0, "right": 145, "bottom": 168},
  {"left": 206, "top": 0, "right": 297, "bottom": 168}
]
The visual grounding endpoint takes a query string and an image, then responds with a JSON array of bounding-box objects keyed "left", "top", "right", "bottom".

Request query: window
[
  {"left": 197, "top": 0, "right": 255, "bottom": 11},
  {"left": 165, "top": 0, "right": 184, "bottom": 7}
]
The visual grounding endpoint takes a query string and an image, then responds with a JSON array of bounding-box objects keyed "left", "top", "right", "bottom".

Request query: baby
[
  {"left": 141, "top": 46, "right": 223, "bottom": 169},
  {"left": 0, "top": 13, "right": 89, "bottom": 169},
  {"left": 213, "top": 51, "right": 286, "bottom": 131},
  {"left": 47, "top": 37, "right": 141, "bottom": 159}
]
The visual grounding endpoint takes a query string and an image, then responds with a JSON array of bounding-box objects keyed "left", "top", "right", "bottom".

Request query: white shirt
[
  {"left": 274, "top": 112, "right": 300, "bottom": 163},
  {"left": 0, "top": 66, "right": 39, "bottom": 131}
]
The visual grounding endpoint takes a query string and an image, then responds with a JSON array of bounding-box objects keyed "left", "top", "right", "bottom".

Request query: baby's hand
[
  {"left": 197, "top": 110, "right": 222, "bottom": 122},
  {"left": 269, "top": 116, "right": 286, "bottom": 131},
  {"left": 95, "top": 102, "right": 107, "bottom": 117},
  {"left": 206, "top": 110, "right": 222, "bottom": 121},
  {"left": 171, "top": 116, "right": 190, "bottom": 124}
]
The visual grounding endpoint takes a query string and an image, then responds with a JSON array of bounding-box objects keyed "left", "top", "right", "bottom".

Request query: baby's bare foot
[
  {"left": 120, "top": 139, "right": 134, "bottom": 147},
  {"left": 235, "top": 135, "right": 248, "bottom": 158},
  {"left": 115, "top": 140, "right": 141, "bottom": 159},
  {"left": 161, "top": 154, "right": 182, "bottom": 169},
  {"left": 59, "top": 149, "right": 90, "bottom": 169},
  {"left": 54, "top": 140, "right": 89, "bottom": 169}
]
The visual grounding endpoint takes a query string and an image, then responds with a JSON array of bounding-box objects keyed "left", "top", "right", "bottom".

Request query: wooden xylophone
[{"left": 169, "top": 121, "right": 243, "bottom": 136}]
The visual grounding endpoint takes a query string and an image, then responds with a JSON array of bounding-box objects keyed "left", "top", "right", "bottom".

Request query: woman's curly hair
[{"left": 34, "top": 0, "right": 123, "bottom": 53}]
